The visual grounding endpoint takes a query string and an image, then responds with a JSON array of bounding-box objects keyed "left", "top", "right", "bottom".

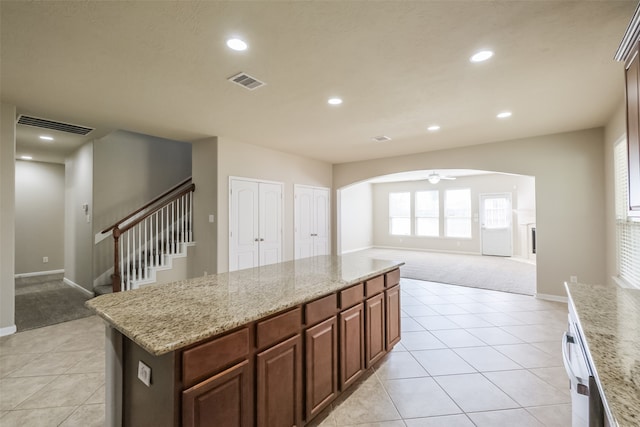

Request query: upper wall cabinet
[{"left": 616, "top": 4, "right": 640, "bottom": 217}]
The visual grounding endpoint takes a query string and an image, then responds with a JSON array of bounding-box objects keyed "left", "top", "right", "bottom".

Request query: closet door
[
  {"left": 230, "top": 179, "right": 259, "bottom": 271},
  {"left": 259, "top": 183, "right": 283, "bottom": 267},
  {"left": 313, "top": 188, "right": 330, "bottom": 257},
  {"left": 294, "top": 186, "right": 314, "bottom": 260}
]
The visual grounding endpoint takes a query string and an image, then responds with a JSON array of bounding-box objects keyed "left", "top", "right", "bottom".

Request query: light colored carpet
[{"left": 356, "top": 248, "right": 536, "bottom": 295}]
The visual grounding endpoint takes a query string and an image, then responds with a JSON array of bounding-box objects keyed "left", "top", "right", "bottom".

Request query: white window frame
[{"left": 389, "top": 192, "right": 411, "bottom": 236}]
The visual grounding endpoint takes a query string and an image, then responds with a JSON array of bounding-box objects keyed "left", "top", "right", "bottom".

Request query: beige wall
[
  {"left": 189, "top": 137, "right": 218, "bottom": 277},
  {"left": 369, "top": 173, "right": 535, "bottom": 257},
  {"left": 339, "top": 182, "right": 373, "bottom": 253},
  {"left": 334, "top": 128, "right": 606, "bottom": 297},
  {"left": 64, "top": 142, "right": 94, "bottom": 291},
  {"left": 216, "top": 138, "right": 333, "bottom": 273},
  {"left": 15, "top": 160, "right": 65, "bottom": 274},
  {"left": 0, "top": 103, "right": 16, "bottom": 334}
]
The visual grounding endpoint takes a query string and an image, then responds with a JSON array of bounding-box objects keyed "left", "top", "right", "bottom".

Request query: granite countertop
[
  {"left": 87, "top": 254, "right": 403, "bottom": 356},
  {"left": 566, "top": 282, "right": 640, "bottom": 427}
]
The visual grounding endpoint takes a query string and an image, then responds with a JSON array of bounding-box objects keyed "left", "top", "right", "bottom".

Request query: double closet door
[
  {"left": 294, "top": 185, "right": 330, "bottom": 260},
  {"left": 229, "top": 178, "right": 283, "bottom": 272}
]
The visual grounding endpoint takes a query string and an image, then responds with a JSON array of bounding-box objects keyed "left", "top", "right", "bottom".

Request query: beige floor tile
[
  {"left": 8, "top": 350, "right": 93, "bottom": 377},
  {"left": 414, "top": 296, "right": 451, "bottom": 305},
  {"left": 59, "top": 403, "right": 105, "bottom": 427},
  {"left": 17, "top": 373, "right": 104, "bottom": 409},
  {"left": 0, "top": 353, "right": 40, "bottom": 378},
  {"left": 331, "top": 374, "right": 401, "bottom": 425},
  {"left": 529, "top": 367, "right": 571, "bottom": 393},
  {"left": 374, "top": 351, "right": 428, "bottom": 380},
  {"left": 401, "top": 296, "right": 426, "bottom": 307},
  {"left": 84, "top": 384, "right": 105, "bottom": 405},
  {"left": 412, "top": 349, "right": 475, "bottom": 376},
  {"left": 430, "top": 329, "right": 486, "bottom": 348},
  {"left": 401, "top": 318, "right": 426, "bottom": 332},
  {"left": 399, "top": 331, "right": 446, "bottom": 351},
  {"left": 0, "top": 406, "right": 76, "bottom": 427},
  {"left": 0, "top": 332, "right": 65, "bottom": 356},
  {"left": 441, "top": 295, "right": 478, "bottom": 304},
  {"left": 383, "top": 377, "right": 461, "bottom": 418},
  {"left": 413, "top": 316, "right": 459, "bottom": 331},
  {"left": 493, "top": 343, "right": 561, "bottom": 369},
  {"left": 531, "top": 340, "right": 563, "bottom": 359},
  {"left": 404, "top": 414, "right": 474, "bottom": 426},
  {"left": 401, "top": 305, "right": 438, "bottom": 317},
  {"left": 465, "top": 327, "right": 523, "bottom": 345},
  {"left": 484, "top": 370, "right": 571, "bottom": 407},
  {"left": 65, "top": 350, "right": 105, "bottom": 374},
  {"left": 475, "top": 312, "right": 524, "bottom": 326},
  {"left": 429, "top": 304, "right": 469, "bottom": 316},
  {"left": 467, "top": 408, "right": 544, "bottom": 426},
  {"left": 56, "top": 334, "right": 105, "bottom": 353},
  {"left": 433, "top": 373, "right": 518, "bottom": 413},
  {"left": 453, "top": 346, "right": 522, "bottom": 372},
  {"left": 446, "top": 314, "right": 493, "bottom": 329},
  {"left": 526, "top": 403, "right": 572, "bottom": 427},
  {"left": 507, "top": 310, "right": 567, "bottom": 325},
  {"left": 340, "top": 421, "right": 406, "bottom": 427},
  {"left": 0, "top": 376, "right": 57, "bottom": 410},
  {"left": 500, "top": 324, "right": 564, "bottom": 343},
  {"left": 453, "top": 303, "right": 498, "bottom": 314}
]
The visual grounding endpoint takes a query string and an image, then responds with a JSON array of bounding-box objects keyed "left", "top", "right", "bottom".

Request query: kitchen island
[
  {"left": 87, "top": 254, "right": 404, "bottom": 427},
  {"left": 565, "top": 282, "right": 640, "bottom": 427}
]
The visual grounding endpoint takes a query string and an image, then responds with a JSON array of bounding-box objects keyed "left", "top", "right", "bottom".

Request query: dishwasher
[{"left": 563, "top": 307, "right": 606, "bottom": 427}]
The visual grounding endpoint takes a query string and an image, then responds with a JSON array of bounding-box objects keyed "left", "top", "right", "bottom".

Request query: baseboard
[
  {"left": 63, "top": 277, "right": 95, "bottom": 297},
  {"left": 341, "top": 246, "right": 373, "bottom": 255},
  {"left": 535, "top": 293, "right": 568, "bottom": 303},
  {"left": 0, "top": 325, "right": 17, "bottom": 337},
  {"left": 373, "top": 245, "right": 480, "bottom": 256},
  {"left": 14, "top": 269, "right": 64, "bottom": 278}
]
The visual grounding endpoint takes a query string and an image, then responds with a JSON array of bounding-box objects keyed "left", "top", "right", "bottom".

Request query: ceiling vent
[
  {"left": 17, "top": 115, "right": 94, "bottom": 135},
  {"left": 227, "top": 72, "right": 266, "bottom": 90},
  {"left": 372, "top": 135, "right": 392, "bottom": 142}
]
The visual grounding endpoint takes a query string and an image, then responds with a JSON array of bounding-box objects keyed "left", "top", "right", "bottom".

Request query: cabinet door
[
  {"left": 305, "top": 317, "right": 338, "bottom": 420},
  {"left": 385, "top": 285, "right": 401, "bottom": 349},
  {"left": 365, "top": 293, "right": 386, "bottom": 368},
  {"left": 339, "top": 303, "right": 365, "bottom": 390},
  {"left": 182, "top": 360, "right": 252, "bottom": 427},
  {"left": 256, "top": 334, "right": 303, "bottom": 427}
]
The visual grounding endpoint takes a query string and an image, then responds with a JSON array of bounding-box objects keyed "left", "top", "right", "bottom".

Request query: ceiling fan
[{"left": 427, "top": 171, "right": 456, "bottom": 184}]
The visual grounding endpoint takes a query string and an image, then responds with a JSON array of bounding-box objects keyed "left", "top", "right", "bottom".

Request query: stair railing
[{"left": 101, "top": 178, "right": 195, "bottom": 292}]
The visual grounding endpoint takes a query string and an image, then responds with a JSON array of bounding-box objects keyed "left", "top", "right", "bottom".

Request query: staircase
[{"left": 98, "top": 178, "right": 195, "bottom": 293}]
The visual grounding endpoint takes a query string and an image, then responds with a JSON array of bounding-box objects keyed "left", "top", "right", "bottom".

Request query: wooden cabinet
[
  {"left": 365, "top": 292, "right": 386, "bottom": 367},
  {"left": 339, "top": 302, "right": 365, "bottom": 389},
  {"left": 385, "top": 285, "right": 401, "bottom": 349},
  {"left": 256, "top": 334, "right": 303, "bottom": 427},
  {"left": 305, "top": 317, "right": 338, "bottom": 419},
  {"left": 182, "top": 361, "right": 252, "bottom": 427}
]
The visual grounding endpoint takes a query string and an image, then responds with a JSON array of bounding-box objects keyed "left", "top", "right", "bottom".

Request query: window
[
  {"left": 445, "top": 189, "right": 471, "bottom": 238},
  {"left": 389, "top": 192, "right": 410, "bottom": 235},
  {"left": 483, "top": 197, "right": 510, "bottom": 229},
  {"left": 415, "top": 190, "right": 439, "bottom": 236},
  {"left": 615, "top": 140, "right": 640, "bottom": 288}
]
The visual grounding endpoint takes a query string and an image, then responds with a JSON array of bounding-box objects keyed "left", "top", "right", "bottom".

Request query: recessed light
[
  {"left": 427, "top": 125, "right": 441, "bottom": 132},
  {"left": 497, "top": 111, "right": 512, "bottom": 119},
  {"left": 226, "top": 38, "right": 248, "bottom": 51},
  {"left": 39, "top": 135, "right": 54, "bottom": 141},
  {"left": 470, "top": 50, "right": 494, "bottom": 63},
  {"left": 21, "top": 156, "right": 33, "bottom": 160},
  {"left": 328, "top": 97, "right": 343, "bottom": 105}
]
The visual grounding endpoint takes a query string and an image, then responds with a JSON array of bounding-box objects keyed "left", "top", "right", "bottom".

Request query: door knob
[
  {"left": 260, "top": 238, "right": 264, "bottom": 242},
  {"left": 254, "top": 238, "right": 259, "bottom": 242}
]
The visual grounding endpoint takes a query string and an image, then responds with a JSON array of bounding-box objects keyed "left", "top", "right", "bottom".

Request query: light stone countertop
[
  {"left": 87, "top": 254, "right": 403, "bottom": 356},
  {"left": 566, "top": 282, "right": 640, "bottom": 427}
]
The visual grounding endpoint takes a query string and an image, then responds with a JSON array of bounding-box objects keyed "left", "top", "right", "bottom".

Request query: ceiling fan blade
[{"left": 440, "top": 176, "right": 457, "bottom": 180}]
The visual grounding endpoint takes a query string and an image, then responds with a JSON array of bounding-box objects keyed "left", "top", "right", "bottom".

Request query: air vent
[
  {"left": 372, "top": 135, "right": 392, "bottom": 142},
  {"left": 17, "top": 115, "right": 94, "bottom": 135},
  {"left": 227, "top": 72, "right": 266, "bottom": 90}
]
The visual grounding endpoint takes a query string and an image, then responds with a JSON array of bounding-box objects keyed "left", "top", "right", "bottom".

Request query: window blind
[{"left": 615, "top": 140, "right": 640, "bottom": 288}]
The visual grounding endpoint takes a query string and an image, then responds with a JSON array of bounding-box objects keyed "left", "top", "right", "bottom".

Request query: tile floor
[{"left": 0, "top": 278, "right": 571, "bottom": 426}]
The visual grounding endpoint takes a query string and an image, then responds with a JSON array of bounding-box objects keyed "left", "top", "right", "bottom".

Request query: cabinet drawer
[
  {"left": 182, "top": 327, "right": 250, "bottom": 388},
  {"left": 256, "top": 307, "right": 302, "bottom": 350},
  {"left": 340, "top": 283, "right": 364, "bottom": 309},
  {"left": 364, "top": 275, "right": 385, "bottom": 297},
  {"left": 305, "top": 294, "right": 338, "bottom": 326},
  {"left": 385, "top": 269, "right": 400, "bottom": 288}
]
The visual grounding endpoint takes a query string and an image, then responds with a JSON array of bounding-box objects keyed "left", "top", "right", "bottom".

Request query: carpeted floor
[
  {"left": 15, "top": 273, "right": 95, "bottom": 332},
  {"left": 356, "top": 248, "right": 536, "bottom": 295}
]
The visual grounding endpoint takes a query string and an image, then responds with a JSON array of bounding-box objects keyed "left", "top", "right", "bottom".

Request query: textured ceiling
[{"left": 1, "top": 1, "right": 636, "bottom": 164}]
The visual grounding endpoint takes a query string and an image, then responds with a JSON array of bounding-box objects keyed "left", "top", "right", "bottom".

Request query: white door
[
  {"left": 480, "top": 193, "right": 513, "bottom": 257},
  {"left": 230, "top": 179, "right": 283, "bottom": 271},
  {"left": 259, "top": 182, "right": 282, "bottom": 266},
  {"left": 230, "top": 179, "right": 259, "bottom": 271},
  {"left": 294, "top": 185, "right": 330, "bottom": 259}
]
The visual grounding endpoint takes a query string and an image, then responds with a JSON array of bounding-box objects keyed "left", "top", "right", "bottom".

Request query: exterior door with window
[{"left": 480, "top": 193, "right": 512, "bottom": 257}]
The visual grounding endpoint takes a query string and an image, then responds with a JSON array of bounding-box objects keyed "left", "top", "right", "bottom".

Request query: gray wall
[
  {"left": 65, "top": 142, "right": 94, "bottom": 292},
  {"left": 334, "top": 128, "right": 606, "bottom": 298},
  {"left": 92, "top": 130, "right": 192, "bottom": 281},
  {"left": 15, "top": 160, "right": 65, "bottom": 274},
  {"left": 0, "top": 103, "right": 16, "bottom": 334}
]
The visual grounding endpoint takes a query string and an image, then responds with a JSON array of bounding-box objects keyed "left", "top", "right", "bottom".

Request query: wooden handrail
[{"left": 101, "top": 176, "right": 192, "bottom": 234}]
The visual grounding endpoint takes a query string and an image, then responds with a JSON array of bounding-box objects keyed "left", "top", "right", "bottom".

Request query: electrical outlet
[
  {"left": 570, "top": 276, "right": 578, "bottom": 283},
  {"left": 137, "top": 361, "right": 151, "bottom": 387},
  {"left": 209, "top": 214, "right": 215, "bottom": 223},
  {"left": 42, "top": 256, "right": 48, "bottom": 263}
]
